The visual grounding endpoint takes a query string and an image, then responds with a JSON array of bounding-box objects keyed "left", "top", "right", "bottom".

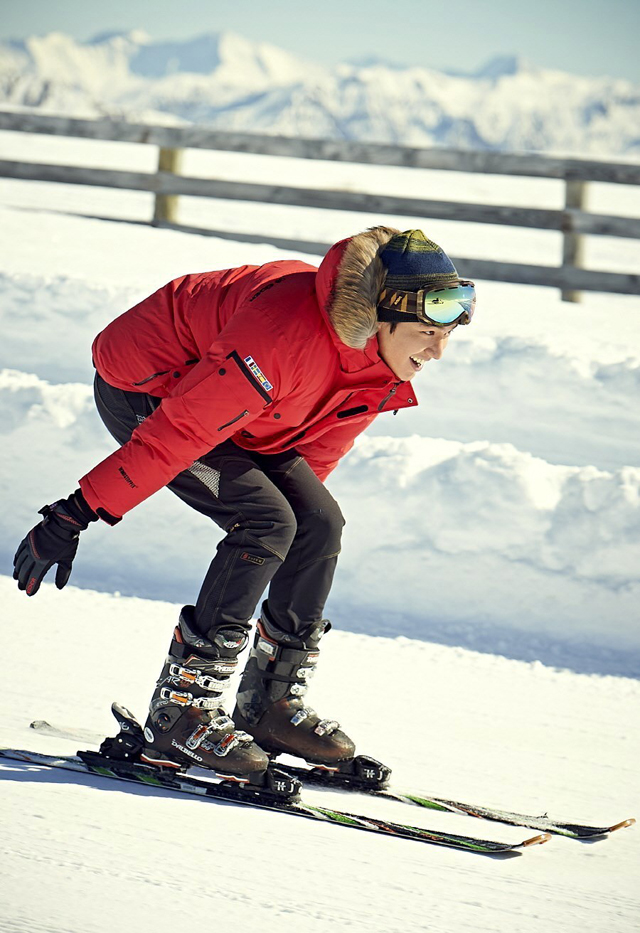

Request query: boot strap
[
  {"left": 159, "top": 687, "right": 223, "bottom": 710},
  {"left": 255, "top": 668, "right": 312, "bottom": 683}
]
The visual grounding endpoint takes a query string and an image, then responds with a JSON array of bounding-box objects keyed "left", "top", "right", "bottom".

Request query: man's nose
[{"left": 429, "top": 340, "right": 447, "bottom": 361}]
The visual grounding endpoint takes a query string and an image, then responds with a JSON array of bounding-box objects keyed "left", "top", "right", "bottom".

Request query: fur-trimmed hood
[{"left": 315, "top": 226, "right": 400, "bottom": 350}]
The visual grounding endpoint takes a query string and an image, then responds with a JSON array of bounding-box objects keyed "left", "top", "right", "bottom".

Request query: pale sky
[{"left": 2, "top": 0, "right": 638, "bottom": 83}]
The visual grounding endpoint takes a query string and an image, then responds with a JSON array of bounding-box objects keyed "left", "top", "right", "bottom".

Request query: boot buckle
[
  {"left": 168, "top": 663, "right": 231, "bottom": 694},
  {"left": 314, "top": 719, "right": 340, "bottom": 737},
  {"left": 185, "top": 716, "right": 233, "bottom": 751},
  {"left": 290, "top": 708, "right": 312, "bottom": 726},
  {"left": 213, "top": 729, "right": 253, "bottom": 757},
  {"left": 159, "top": 687, "right": 221, "bottom": 710},
  {"left": 169, "top": 663, "right": 198, "bottom": 685},
  {"left": 186, "top": 722, "right": 214, "bottom": 750},
  {"left": 160, "top": 687, "right": 192, "bottom": 706}
]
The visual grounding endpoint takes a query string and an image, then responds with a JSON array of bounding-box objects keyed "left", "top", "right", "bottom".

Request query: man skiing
[{"left": 13, "top": 226, "right": 475, "bottom": 782}]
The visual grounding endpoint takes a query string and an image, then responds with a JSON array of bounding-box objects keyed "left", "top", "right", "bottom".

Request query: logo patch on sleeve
[{"left": 243, "top": 355, "right": 273, "bottom": 392}]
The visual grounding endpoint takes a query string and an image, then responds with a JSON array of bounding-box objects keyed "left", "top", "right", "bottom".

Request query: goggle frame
[{"left": 377, "top": 279, "right": 476, "bottom": 327}]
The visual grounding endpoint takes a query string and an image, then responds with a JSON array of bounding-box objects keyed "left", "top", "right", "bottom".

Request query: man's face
[{"left": 376, "top": 320, "right": 457, "bottom": 381}]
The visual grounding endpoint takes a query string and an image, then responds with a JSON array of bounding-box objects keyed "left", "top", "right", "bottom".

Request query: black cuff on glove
[
  {"left": 67, "top": 488, "right": 121, "bottom": 526},
  {"left": 51, "top": 489, "right": 99, "bottom": 529}
]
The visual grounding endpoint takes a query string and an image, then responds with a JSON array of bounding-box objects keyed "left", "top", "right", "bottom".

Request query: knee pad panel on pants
[
  {"left": 297, "top": 501, "right": 345, "bottom": 557},
  {"left": 226, "top": 506, "right": 298, "bottom": 563}
]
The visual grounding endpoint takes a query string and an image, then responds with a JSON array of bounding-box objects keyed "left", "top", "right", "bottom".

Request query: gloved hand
[{"left": 13, "top": 489, "right": 98, "bottom": 596}]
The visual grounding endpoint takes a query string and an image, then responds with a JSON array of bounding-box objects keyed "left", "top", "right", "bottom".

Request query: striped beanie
[{"left": 379, "top": 230, "right": 458, "bottom": 290}]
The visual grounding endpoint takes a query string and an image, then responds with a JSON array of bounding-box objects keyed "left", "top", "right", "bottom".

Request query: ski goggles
[{"left": 377, "top": 279, "right": 476, "bottom": 327}]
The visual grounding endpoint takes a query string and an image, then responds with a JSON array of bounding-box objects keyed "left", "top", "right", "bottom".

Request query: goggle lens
[{"left": 420, "top": 283, "right": 476, "bottom": 325}]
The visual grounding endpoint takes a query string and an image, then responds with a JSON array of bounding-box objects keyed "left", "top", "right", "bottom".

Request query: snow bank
[
  {"left": 2, "top": 369, "right": 639, "bottom": 674},
  {"left": 373, "top": 335, "right": 640, "bottom": 471},
  {"left": 330, "top": 436, "right": 640, "bottom": 672}
]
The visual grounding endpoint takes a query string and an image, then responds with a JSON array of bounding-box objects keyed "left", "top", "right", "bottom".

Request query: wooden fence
[{"left": 1, "top": 110, "right": 639, "bottom": 299}]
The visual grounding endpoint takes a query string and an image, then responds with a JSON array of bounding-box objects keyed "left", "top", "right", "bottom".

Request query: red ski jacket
[{"left": 80, "top": 226, "right": 417, "bottom": 521}]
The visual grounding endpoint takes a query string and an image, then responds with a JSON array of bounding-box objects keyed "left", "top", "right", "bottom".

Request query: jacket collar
[
  {"left": 313, "top": 229, "right": 418, "bottom": 409},
  {"left": 315, "top": 233, "right": 396, "bottom": 378}
]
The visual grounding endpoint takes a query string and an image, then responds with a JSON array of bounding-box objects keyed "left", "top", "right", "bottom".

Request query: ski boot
[
  {"left": 140, "top": 606, "right": 269, "bottom": 779},
  {"left": 233, "top": 608, "right": 355, "bottom": 765}
]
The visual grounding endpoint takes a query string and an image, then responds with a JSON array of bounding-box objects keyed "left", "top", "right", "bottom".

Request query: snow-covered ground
[
  {"left": 0, "top": 132, "right": 639, "bottom": 931},
  {"left": 1, "top": 582, "right": 638, "bottom": 933}
]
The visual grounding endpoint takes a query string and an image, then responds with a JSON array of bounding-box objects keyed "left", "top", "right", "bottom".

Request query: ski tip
[
  {"left": 521, "top": 832, "right": 552, "bottom": 848},
  {"left": 608, "top": 818, "right": 635, "bottom": 833}
]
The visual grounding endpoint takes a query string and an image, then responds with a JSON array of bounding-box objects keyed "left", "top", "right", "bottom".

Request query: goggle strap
[
  {"left": 377, "top": 287, "right": 421, "bottom": 317},
  {"left": 377, "top": 306, "right": 421, "bottom": 324}
]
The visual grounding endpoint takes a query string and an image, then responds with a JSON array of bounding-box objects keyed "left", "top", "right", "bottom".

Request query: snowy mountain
[{"left": 1, "top": 30, "right": 639, "bottom": 157}]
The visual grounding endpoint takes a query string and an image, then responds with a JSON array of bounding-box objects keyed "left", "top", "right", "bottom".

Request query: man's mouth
[{"left": 410, "top": 355, "right": 427, "bottom": 371}]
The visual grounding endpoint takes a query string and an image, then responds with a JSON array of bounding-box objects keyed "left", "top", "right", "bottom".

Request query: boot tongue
[
  {"left": 212, "top": 628, "right": 249, "bottom": 657},
  {"left": 260, "top": 607, "right": 329, "bottom": 649},
  {"left": 178, "top": 605, "right": 248, "bottom": 660}
]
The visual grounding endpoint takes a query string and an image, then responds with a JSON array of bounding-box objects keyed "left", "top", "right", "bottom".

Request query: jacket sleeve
[
  {"left": 295, "top": 413, "right": 377, "bottom": 483},
  {"left": 80, "top": 308, "right": 293, "bottom": 519}
]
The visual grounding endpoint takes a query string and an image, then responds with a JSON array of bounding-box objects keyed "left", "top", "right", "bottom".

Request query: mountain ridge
[{"left": 0, "top": 30, "right": 638, "bottom": 158}]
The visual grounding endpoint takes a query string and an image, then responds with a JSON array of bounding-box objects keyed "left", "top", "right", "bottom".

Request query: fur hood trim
[{"left": 326, "top": 225, "right": 400, "bottom": 349}]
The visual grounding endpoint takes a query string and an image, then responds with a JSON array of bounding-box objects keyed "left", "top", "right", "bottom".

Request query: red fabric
[{"left": 80, "top": 239, "right": 418, "bottom": 521}]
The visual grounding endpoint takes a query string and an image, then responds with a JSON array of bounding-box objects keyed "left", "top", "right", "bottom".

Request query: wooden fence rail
[{"left": 1, "top": 110, "right": 639, "bottom": 297}]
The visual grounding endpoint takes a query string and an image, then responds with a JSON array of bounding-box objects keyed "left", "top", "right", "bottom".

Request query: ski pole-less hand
[{"left": 13, "top": 490, "right": 98, "bottom": 596}]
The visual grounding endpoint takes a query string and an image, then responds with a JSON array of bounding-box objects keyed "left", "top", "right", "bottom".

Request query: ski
[
  {"left": 29, "top": 719, "right": 635, "bottom": 841},
  {"left": 277, "top": 759, "right": 636, "bottom": 840},
  {"left": 0, "top": 746, "right": 550, "bottom": 855}
]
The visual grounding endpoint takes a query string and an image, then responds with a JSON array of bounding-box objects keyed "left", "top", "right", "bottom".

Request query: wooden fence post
[
  {"left": 152, "top": 146, "right": 183, "bottom": 225},
  {"left": 561, "top": 180, "right": 587, "bottom": 302}
]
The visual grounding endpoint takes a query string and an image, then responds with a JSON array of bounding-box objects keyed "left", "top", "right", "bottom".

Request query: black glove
[{"left": 13, "top": 490, "right": 98, "bottom": 596}]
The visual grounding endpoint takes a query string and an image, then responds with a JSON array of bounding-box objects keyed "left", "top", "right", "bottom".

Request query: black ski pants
[{"left": 93, "top": 374, "right": 345, "bottom": 640}]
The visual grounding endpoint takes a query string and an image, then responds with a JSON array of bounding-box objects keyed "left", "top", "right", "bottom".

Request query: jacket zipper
[{"left": 377, "top": 384, "right": 399, "bottom": 411}]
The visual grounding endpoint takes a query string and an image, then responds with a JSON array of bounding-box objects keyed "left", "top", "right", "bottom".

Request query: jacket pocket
[
  {"left": 132, "top": 369, "right": 170, "bottom": 386},
  {"left": 218, "top": 410, "right": 250, "bottom": 431}
]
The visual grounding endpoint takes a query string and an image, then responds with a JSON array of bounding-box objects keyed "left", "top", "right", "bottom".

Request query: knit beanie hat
[{"left": 379, "top": 230, "right": 458, "bottom": 291}]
